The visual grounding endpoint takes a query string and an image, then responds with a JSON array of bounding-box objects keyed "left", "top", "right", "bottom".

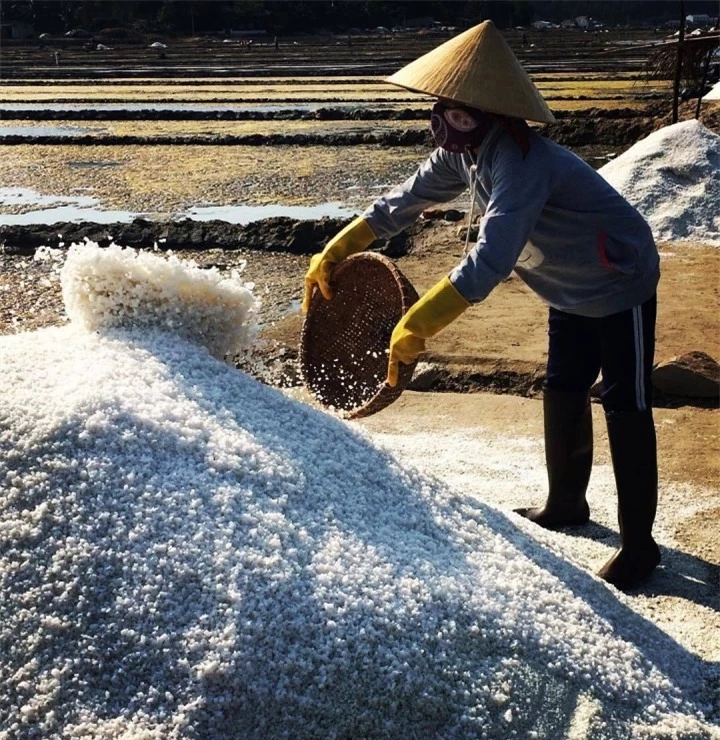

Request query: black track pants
[{"left": 544, "top": 295, "right": 657, "bottom": 412}]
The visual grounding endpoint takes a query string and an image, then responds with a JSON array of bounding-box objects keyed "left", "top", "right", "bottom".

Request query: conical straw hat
[{"left": 387, "top": 21, "right": 555, "bottom": 123}]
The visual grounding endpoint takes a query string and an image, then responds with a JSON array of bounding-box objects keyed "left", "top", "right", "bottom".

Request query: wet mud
[
  {"left": 0, "top": 216, "right": 412, "bottom": 256},
  {"left": 0, "top": 129, "right": 432, "bottom": 147},
  {"left": 0, "top": 116, "right": 659, "bottom": 148}
]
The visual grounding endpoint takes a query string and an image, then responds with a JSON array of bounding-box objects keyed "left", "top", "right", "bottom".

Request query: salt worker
[{"left": 302, "top": 21, "right": 660, "bottom": 591}]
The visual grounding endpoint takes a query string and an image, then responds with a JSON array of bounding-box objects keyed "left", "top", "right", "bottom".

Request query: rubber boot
[
  {"left": 515, "top": 388, "right": 592, "bottom": 528},
  {"left": 598, "top": 410, "right": 661, "bottom": 590}
]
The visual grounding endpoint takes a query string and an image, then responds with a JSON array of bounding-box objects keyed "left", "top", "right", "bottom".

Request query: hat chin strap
[{"left": 464, "top": 155, "right": 479, "bottom": 258}]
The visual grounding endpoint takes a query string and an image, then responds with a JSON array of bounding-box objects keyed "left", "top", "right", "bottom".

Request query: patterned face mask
[{"left": 430, "top": 101, "right": 491, "bottom": 153}]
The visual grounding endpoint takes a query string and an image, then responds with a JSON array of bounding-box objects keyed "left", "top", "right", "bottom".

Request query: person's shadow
[{"left": 547, "top": 518, "right": 719, "bottom": 610}]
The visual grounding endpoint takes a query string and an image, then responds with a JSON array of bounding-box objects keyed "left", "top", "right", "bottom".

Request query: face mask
[{"left": 430, "top": 101, "right": 490, "bottom": 153}]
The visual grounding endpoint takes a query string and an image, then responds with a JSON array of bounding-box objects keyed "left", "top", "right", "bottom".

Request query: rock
[
  {"left": 422, "top": 208, "right": 466, "bottom": 223},
  {"left": 456, "top": 225, "right": 479, "bottom": 241},
  {"left": 652, "top": 351, "right": 720, "bottom": 398},
  {"left": 408, "top": 362, "right": 442, "bottom": 391},
  {"left": 381, "top": 233, "right": 411, "bottom": 258}
]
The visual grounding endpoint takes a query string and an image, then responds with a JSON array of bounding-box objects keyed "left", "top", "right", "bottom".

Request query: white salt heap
[
  {"left": 0, "top": 246, "right": 717, "bottom": 738},
  {"left": 600, "top": 120, "right": 720, "bottom": 246},
  {"left": 703, "top": 81, "right": 720, "bottom": 101}
]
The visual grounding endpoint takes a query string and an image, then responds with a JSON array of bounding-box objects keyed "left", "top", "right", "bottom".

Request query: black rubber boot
[
  {"left": 598, "top": 410, "right": 661, "bottom": 590},
  {"left": 515, "top": 388, "right": 592, "bottom": 528}
]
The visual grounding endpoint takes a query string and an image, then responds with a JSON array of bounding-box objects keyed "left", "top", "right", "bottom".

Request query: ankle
[{"left": 619, "top": 538, "right": 659, "bottom": 556}]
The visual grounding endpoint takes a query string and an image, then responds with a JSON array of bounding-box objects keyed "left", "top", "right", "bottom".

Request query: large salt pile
[
  {"left": 0, "top": 245, "right": 716, "bottom": 739},
  {"left": 600, "top": 119, "right": 720, "bottom": 245}
]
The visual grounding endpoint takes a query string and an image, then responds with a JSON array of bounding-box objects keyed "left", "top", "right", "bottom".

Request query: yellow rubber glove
[
  {"left": 302, "top": 216, "right": 376, "bottom": 312},
  {"left": 387, "top": 276, "right": 470, "bottom": 387}
]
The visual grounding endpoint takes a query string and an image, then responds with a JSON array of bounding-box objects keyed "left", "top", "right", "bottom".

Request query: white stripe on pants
[{"left": 632, "top": 306, "right": 646, "bottom": 411}]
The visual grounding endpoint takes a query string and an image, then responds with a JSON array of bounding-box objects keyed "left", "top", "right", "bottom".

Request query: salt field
[
  {"left": 1, "top": 16, "right": 719, "bottom": 739},
  {"left": 0, "top": 188, "right": 140, "bottom": 225},
  {"left": 0, "top": 187, "right": 358, "bottom": 226},
  {"left": 183, "top": 202, "right": 356, "bottom": 222}
]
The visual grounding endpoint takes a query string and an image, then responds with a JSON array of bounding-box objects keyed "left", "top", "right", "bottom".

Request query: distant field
[
  {"left": 0, "top": 78, "right": 669, "bottom": 105},
  {"left": 0, "top": 143, "right": 429, "bottom": 214},
  {"left": 0, "top": 28, "right": 678, "bottom": 220}
]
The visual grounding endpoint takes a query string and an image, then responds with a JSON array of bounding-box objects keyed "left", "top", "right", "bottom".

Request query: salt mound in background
[
  {"left": 61, "top": 243, "right": 257, "bottom": 359},
  {"left": 704, "top": 81, "right": 720, "bottom": 101},
  {"left": 600, "top": 120, "right": 720, "bottom": 245},
  {"left": 1, "top": 247, "right": 716, "bottom": 737}
]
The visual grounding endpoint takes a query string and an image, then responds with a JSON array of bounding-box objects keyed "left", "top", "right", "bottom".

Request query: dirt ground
[{"left": 261, "top": 219, "right": 720, "bottom": 382}]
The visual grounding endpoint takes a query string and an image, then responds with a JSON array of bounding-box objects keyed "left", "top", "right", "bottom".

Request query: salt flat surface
[
  {"left": 0, "top": 188, "right": 356, "bottom": 226},
  {"left": 0, "top": 188, "right": 140, "bottom": 226},
  {"left": 0, "top": 245, "right": 717, "bottom": 739},
  {"left": 0, "top": 102, "right": 393, "bottom": 114},
  {"left": 183, "top": 202, "right": 356, "bottom": 222},
  {"left": 0, "top": 205, "right": 141, "bottom": 226},
  {"left": 0, "top": 187, "right": 99, "bottom": 210},
  {"left": 600, "top": 120, "right": 720, "bottom": 245},
  {"left": 0, "top": 125, "right": 98, "bottom": 137}
]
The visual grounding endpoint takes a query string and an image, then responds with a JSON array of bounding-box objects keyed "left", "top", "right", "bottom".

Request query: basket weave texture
[{"left": 301, "top": 253, "right": 419, "bottom": 419}]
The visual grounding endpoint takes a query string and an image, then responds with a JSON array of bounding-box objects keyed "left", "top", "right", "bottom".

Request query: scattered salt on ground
[
  {"left": 600, "top": 120, "right": 720, "bottom": 246},
  {"left": 0, "top": 245, "right": 717, "bottom": 738},
  {"left": 366, "top": 424, "right": 720, "bottom": 664}
]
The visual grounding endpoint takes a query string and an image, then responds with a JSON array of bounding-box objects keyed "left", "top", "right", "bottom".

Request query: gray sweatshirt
[{"left": 363, "top": 123, "right": 659, "bottom": 317}]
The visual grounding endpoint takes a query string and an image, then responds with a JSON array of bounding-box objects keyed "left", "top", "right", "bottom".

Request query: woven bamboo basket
[{"left": 301, "top": 253, "right": 419, "bottom": 419}]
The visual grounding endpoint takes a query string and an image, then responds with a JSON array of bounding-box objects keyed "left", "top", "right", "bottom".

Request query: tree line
[{"left": 3, "top": 1, "right": 718, "bottom": 37}]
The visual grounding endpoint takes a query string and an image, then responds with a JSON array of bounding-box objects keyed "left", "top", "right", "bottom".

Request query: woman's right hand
[{"left": 301, "top": 216, "right": 376, "bottom": 313}]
